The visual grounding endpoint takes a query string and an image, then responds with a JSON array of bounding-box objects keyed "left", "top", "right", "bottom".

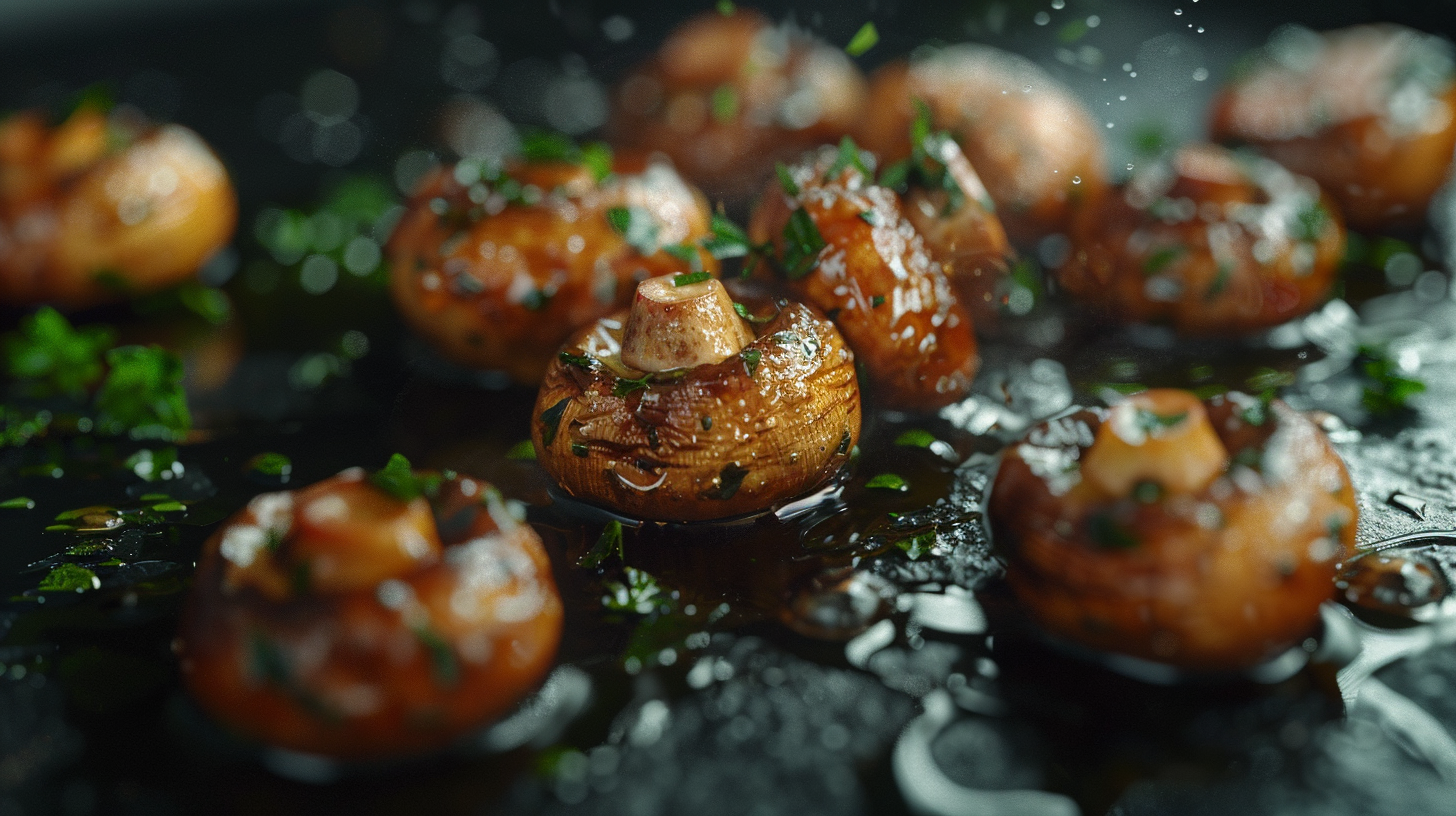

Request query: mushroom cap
[
  {"left": 608, "top": 8, "right": 868, "bottom": 204},
  {"left": 1058, "top": 143, "right": 1345, "bottom": 335},
  {"left": 855, "top": 46, "right": 1107, "bottom": 244},
  {"left": 0, "top": 110, "right": 237, "bottom": 307},
  {"left": 990, "top": 392, "right": 1357, "bottom": 670},
  {"left": 748, "top": 144, "right": 979, "bottom": 410},
  {"left": 178, "top": 469, "right": 562, "bottom": 758},
  {"left": 1210, "top": 24, "right": 1456, "bottom": 230},
  {"left": 387, "top": 154, "right": 717, "bottom": 383},
  {"left": 532, "top": 297, "right": 861, "bottom": 522}
]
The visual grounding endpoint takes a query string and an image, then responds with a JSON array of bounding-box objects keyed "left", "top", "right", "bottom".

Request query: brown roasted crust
[
  {"left": 0, "top": 108, "right": 237, "bottom": 307},
  {"left": 748, "top": 146, "right": 978, "bottom": 410},
  {"left": 178, "top": 471, "right": 562, "bottom": 759},
  {"left": 855, "top": 48, "right": 1106, "bottom": 245},
  {"left": 608, "top": 9, "right": 868, "bottom": 204},
  {"left": 387, "top": 155, "right": 717, "bottom": 383},
  {"left": 1057, "top": 143, "right": 1345, "bottom": 335},
  {"left": 532, "top": 299, "right": 860, "bottom": 522},
  {"left": 1210, "top": 24, "right": 1456, "bottom": 230},
  {"left": 990, "top": 393, "right": 1358, "bottom": 671}
]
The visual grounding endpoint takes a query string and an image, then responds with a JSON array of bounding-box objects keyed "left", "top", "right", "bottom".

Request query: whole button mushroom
[
  {"left": 609, "top": 8, "right": 868, "bottom": 204},
  {"left": 0, "top": 105, "right": 237, "bottom": 307},
  {"left": 177, "top": 459, "right": 562, "bottom": 758},
  {"left": 1058, "top": 144, "right": 1345, "bottom": 335},
  {"left": 532, "top": 275, "right": 860, "bottom": 522},
  {"left": 388, "top": 149, "right": 717, "bottom": 383},
  {"left": 990, "top": 389, "right": 1357, "bottom": 671},
  {"left": 1211, "top": 24, "right": 1456, "bottom": 230},
  {"left": 855, "top": 44, "right": 1106, "bottom": 245},
  {"left": 748, "top": 142, "right": 981, "bottom": 409}
]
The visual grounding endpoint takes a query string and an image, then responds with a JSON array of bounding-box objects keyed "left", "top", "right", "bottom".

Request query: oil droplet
[
  {"left": 1072, "top": 176, "right": 1082, "bottom": 184},
  {"left": 1119, "top": 95, "right": 1127, "bottom": 101},
  {"left": 1050, "top": 0, "right": 1065, "bottom": 8},
  {"left": 1197, "top": 26, "right": 1205, "bottom": 33},
  {"left": 1034, "top": 11, "right": 1050, "bottom": 25},
  {"left": 1173, "top": 8, "right": 1183, "bottom": 15}
]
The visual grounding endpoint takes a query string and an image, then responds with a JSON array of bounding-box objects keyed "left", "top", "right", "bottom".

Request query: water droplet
[
  {"left": 1387, "top": 491, "right": 1429, "bottom": 520},
  {"left": 1023, "top": 84, "right": 1032, "bottom": 92},
  {"left": 1072, "top": 176, "right": 1082, "bottom": 184},
  {"left": 1197, "top": 26, "right": 1205, "bottom": 33},
  {"left": 1033, "top": 10, "right": 1050, "bottom": 25},
  {"left": 1192, "top": 67, "right": 1209, "bottom": 82},
  {"left": 1173, "top": 8, "right": 1183, "bottom": 15},
  {"left": 1122, "top": 62, "right": 1133, "bottom": 72},
  {"left": 1105, "top": 122, "right": 1114, "bottom": 129},
  {"left": 1129, "top": 71, "right": 1137, "bottom": 77},
  {"left": 1119, "top": 95, "right": 1127, "bottom": 101},
  {"left": 1086, "top": 15, "right": 1100, "bottom": 27},
  {"left": 1050, "top": 0, "right": 1065, "bottom": 8},
  {"left": 1126, "top": 163, "right": 1135, "bottom": 171}
]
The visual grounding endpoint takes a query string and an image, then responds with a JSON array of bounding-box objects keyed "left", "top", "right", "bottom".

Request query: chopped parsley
[
  {"left": 1133, "top": 409, "right": 1187, "bottom": 434},
  {"left": 894, "top": 429, "right": 937, "bottom": 448},
  {"left": 895, "top": 530, "right": 936, "bottom": 560},
  {"left": 520, "top": 129, "right": 613, "bottom": 182},
  {"left": 0, "top": 497, "right": 34, "bottom": 510},
  {"left": 740, "top": 348, "right": 762, "bottom": 377},
  {"left": 3, "top": 307, "right": 113, "bottom": 397},
  {"left": 865, "top": 473, "right": 908, "bottom": 491},
  {"left": 368, "top": 453, "right": 443, "bottom": 502},
  {"left": 845, "top": 22, "right": 879, "bottom": 57},
  {"left": 733, "top": 302, "right": 774, "bottom": 323},
  {"left": 672, "top": 272, "right": 712, "bottom": 287},
  {"left": 606, "top": 205, "right": 661, "bottom": 256},
  {"left": 247, "top": 452, "right": 293, "bottom": 478},
  {"left": 558, "top": 351, "right": 595, "bottom": 369},
  {"left": 823, "top": 136, "right": 873, "bottom": 181},
  {"left": 1142, "top": 245, "right": 1184, "bottom": 276},
  {"left": 703, "top": 213, "right": 756, "bottom": 261},
  {"left": 710, "top": 84, "right": 739, "bottom": 122},
  {"left": 38, "top": 563, "right": 99, "bottom": 592},
  {"left": 775, "top": 163, "right": 801, "bottom": 197},
  {"left": 505, "top": 440, "right": 537, "bottom": 460},
  {"left": 414, "top": 626, "right": 460, "bottom": 687},
  {"left": 779, "top": 208, "right": 826, "bottom": 279},
  {"left": 613, "top": 375, "right": 651, "bottom": 397},
  {"left": 1359, "top": 346, "right": 1426, "bottom": 415},
  {"left": 580, "top": 519, "right": 625, "bottom": 568},
  {"left": 93, "top": 345, "right": 191, "bottom": 439}
]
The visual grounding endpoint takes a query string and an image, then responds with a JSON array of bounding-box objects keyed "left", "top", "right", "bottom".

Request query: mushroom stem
[
  {"left": 619, "top": 275, "right": 754, "bottom": 372},
  {"left": 1081, "top": 389, "right": 1230, "bottom": 497}
]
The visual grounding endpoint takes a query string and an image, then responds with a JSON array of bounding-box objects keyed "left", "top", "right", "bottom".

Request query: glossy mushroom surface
[
  {"left": 1057, "top": 143, "right": 1345, "bottom": 335},
  {"left": 532, "top": 278, "right": 860, "bottom": 522},
  {"left": 387, "top": 153, "right": 717, "bottom": 383},
  {"left": 608, "top": 8, "right": 868, "bottom": 204},
  {"left": 0, "top": 106, "right": 237, "bottom": 307},
  {"left": 177, "top": 466, "right": 563, "bottom": 758},
  {"left": 1211, "top": 24, "right": 1456, "bottom": 230},
  {"left": 855, "top": 45, "right": 1106, "bottom": 245},
  {"left": 747, "top": 144, "right": 979, "bottom": 410},
  {"left": 991, "top": 389, "right": 1357, "bottom": 671}
]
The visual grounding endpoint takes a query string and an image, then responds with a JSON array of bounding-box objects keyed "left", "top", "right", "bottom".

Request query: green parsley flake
[
  {"left": 845, "top": 22, "right": 879, "bottom": 57},
  {"left": 865, "top": 473, "right": 908, "bottom": 491},
  {"left": 672, "top": 272, "right": 712, "bottom": 287},
  {"left": 580, "top": 520, "right": 625, "bottom": 568},
  {"left": 894, "top": 429, "right": 937, "bottom": 448}
]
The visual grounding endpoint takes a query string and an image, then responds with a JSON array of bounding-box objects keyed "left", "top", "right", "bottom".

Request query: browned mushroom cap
[
  {"left": 387, "top": 152, "right": 718, "bottom": 384},
  {"left": 532, "top": 281, "right": 860, "bottom": 522},
  {"left": 855, "top": 46, "right": 1106, "bottom": 245},
  {"left": 1058, "top": 143, "right": 1345, "bottom": 335},
  {"left": 990, "top": 389, "right": 1357, "bottom": 671},
  {"left": 748, "top": 143, "right": 978, "bottom": 410},
  {"left": 0, "top": 107, "right": 238, "bottom": 307},
  {"left": 178, "top": 465, "right": 562, "bottom": 759},
  {"left": 897, "top": 137, "right": 1014, "bottom": 331},
  {"left": 1210, "top": 24, "right": 1456, "bottom": 230},
  {"left": 609, "top": 8, "right": 868, "bottom": 204}
]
